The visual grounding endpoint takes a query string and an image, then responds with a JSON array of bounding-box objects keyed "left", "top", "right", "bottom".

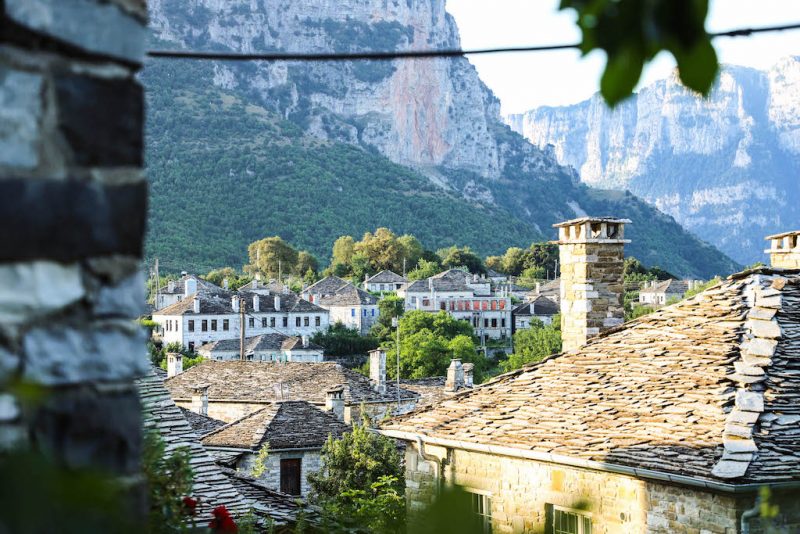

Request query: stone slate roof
[
  {"left": 136, "top": 369, "right": 250, "bottom": 516},
  {"left": 155, "top": 289, "right": 324, "bottom": 316},
  {"left": 165, "top": 360, "right": 418, "bottom": 405},
  {"left": 179, "top": 407, "right": 227, "bottom": 436},
  {"left": 382, "top": 269, "right": 800, "bottom": 485},
  {"left": 198, "top": 334, "right": 323, "bottom": 356},
  {"left": 405, "top": 269, "right": 474, "bottom": 293},
  {"left": 366, "top": 270, "right": 406, "bottom": 284},
  {"left": 401, "top": 377, "right": 449, "bottom": 407},
  {"left": 202, "top": 401, "right": 350, "bottom": 451},
  {"left": 318, "top": 284, "right": 378, "bottom": 306},
  {"left": 513, "top": 297, "right": 560, "bottom": 317},
  {"left": 639, "top": 279, "right": 690, "bottom": 296},
  {"left": 158, "top": 274, "right": 223, "bottom": 295},
  {"left": 304, "top": 275, "right": 349, "bottom": 296}
]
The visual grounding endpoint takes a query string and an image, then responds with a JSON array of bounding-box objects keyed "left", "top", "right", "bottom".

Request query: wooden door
[{"left": 280, "top": 458, "right": 302, "bottom": 496}]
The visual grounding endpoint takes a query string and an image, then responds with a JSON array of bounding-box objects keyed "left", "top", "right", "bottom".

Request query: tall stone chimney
[
  {"left": 369, "top": 348, "right": 387, "bottom": 394},
  {"left": 191, "top": 386, "right": 209, "bottom": 416},
  {"left": 222, "top": 278, "right": 229, "bottom": 290},
  {"left": 273, "top": 295, "right": 281, "bottom": 311},
  {"left": 232, "top": 295, "right": 240, "bottom": 313},
  {"left": 253, "top": 294, "right": 260, "bottom": 312},
  {"left": 445, "top": 358, "right": 465, "bottom": 392},
  {"left": 553, "top": 217, "right": 630, "bottom": 352},
  {"left": 166, "top": 352, "right": 183, "bottom": 378},
  {"left": 463, "top": 363, "right": 474, "bottom": 388},
  {"left": 765, "top": 231, "right": 800, "bottom": 269},
  {"left": 192, "top": 295, "right": 200, "bottom": 314},
  {"left": 184, "top": 277, "right": 197, "bottom": 297},
  {"left": 168, "top": 280, "right": 176, "bottom": 292},
  {"left": 325, "top": 386, "right": 345, "bottom": 420}
]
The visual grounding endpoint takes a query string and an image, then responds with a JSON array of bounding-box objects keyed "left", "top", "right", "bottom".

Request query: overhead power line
[{"left": 147, "top": 22, "right": 800, "bottom": 61}]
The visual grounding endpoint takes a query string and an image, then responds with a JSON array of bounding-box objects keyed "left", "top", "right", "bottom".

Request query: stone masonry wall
[
  {"left": 560, "top": 241, "right": 626, "bottom": 352},
  {"left": 403, "top": 444, "right": 790, "bottom": 534},
  {"left": 0, "top": 0, "right": 149, "bottom": 524},
  {"left": 237, "top": 449, "right": 322, "bottom": 497}
]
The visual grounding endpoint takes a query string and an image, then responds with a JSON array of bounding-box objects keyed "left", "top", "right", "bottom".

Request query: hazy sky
[{"left": 446, "top": 0, "right": 800, "bottom": 114}]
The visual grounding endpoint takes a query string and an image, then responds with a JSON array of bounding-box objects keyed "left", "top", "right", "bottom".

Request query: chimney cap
[{"left": 552, "top": 216, "right": 632, "bottom": 228}]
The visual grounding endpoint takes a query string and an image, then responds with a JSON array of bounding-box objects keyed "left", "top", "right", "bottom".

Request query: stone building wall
[
  {"left": 0, "top": 0, "right": 149, "bottom": 525},
  {"left": 237, "top": 449, "right": 322, "bottom": 497},
  {"left": 403, "top": 444, "right": 800, "bottom": 534}
]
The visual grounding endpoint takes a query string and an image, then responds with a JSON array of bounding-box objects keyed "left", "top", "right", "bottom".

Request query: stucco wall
[{"left": 402, "top": 444, "right": 800, "bottom": 534}]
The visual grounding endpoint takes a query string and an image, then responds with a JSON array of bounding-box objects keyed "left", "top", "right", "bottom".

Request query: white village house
[
  {"left": 152, "top": 282, "right": 329, "bottom": 351},
  {"left": 197, "top": 333, "right": 324, "bottom": 363},
  {"left": 638, "top": 279, "right": 702, "bottom": 306},
  {"left": 363, "top": 270, "right": 407, "bottom": 293},
  {"left": 317, "top": 283, "right": 380, "bottom": 335},
  {"left": 512, "top": 296, "right": 559, "bottom": 330}
]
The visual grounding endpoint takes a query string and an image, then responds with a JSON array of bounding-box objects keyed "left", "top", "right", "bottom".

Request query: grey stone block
[
  {"left": 0, "top": 261, "right": 85, "bottom": 323},
  {"left": 29, "top": 386, "right": 142, "bottom": 474},
  {"left": 92, "top": 270, "right": 145, "bottom": 318},
  {"left": 22, "top": 323, "right": 148, "bottom": 385},
  {"left": 54, "top": 74, "right": 143, "bottom": 166},
  {"left": 6, "top": 0, "right": 145, "bottom": 63},
  {"left": 0, "top": 67, "right": 43, "bottom": 169}
]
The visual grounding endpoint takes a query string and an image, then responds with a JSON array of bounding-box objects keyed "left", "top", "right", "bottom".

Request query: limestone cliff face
[
  {"left": 148, "top": 0, "right": 514, "bottom": 182},
  {"left": 507, "top": 58, "right": 800, "bottom": 264}
]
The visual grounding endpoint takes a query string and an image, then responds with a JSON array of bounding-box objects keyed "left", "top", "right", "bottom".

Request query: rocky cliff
[
  {"left": 145, "top": 0, "right": 740, "bottom": 278},
  {"left": 507, "top": 58, "right": 800, "bottom": 265}
]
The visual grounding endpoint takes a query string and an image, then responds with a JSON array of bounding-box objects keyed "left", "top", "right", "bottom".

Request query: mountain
[
  {"left": 144, "top": 0, "right": 739, "bottom": 278},
  {"left": 506, "top": 58, "right": 800, "bottom": 266}
]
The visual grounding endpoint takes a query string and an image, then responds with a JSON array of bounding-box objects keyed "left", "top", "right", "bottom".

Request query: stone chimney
[
  {"left": 273, "top": 295, "right": 281, "bottom": 311},
  {"left": 232, "top": 295, "right": 240, "bottom": 313},
  {"left": 184, "top": 277, "right": 197, "bottom": 297},
  {"left": 191, "top": 385, "right": 209, "bottom": 416},
  {"left": 553, "top": 217, "right": 630, "bottom": 352},
  {"left": 222, "top": 278, "right": 229, "bottom": 290},
  {"left": 765, "top": 231, "right": 800, "bottom": 269},
  {"left": 192, "top": 295, "right": 200, "bottom": 314},
  {"left": 251, "top": 279, "right": 258, "bottom": 290},
  {"left": 369, "top": 348, "right": 387, "bottom": 394},
  {"left": 445, "top": 358, "right": 465, "bottom": 392},
  {"left": 253, "top": 294, "right": 260, "bottom": 312},
  {"left": 325, "top": 386, "right": 345, "bottom": 420},
  {"left": 463, "top": 363, "right": 474, "bottom": 388},
  {"left": 166, "top": 352, "right": 183, "bottom": 378},
  {"left": 302, "top": 335, "right": 309, "bottom": 348},
  {"left": 168, "top": 280, "right": 176, "bottom": 292}
]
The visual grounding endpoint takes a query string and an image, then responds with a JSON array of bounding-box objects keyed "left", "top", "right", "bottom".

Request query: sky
[{"left": 446, "top": 0, "right": 800, "bottom": 114}]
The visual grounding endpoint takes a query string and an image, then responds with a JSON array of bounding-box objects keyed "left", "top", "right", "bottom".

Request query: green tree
[
  {"left": 295, "top": 250, "right": 319, "bottom": 276},
  {"left": 484, "top": 255, "right": 504, "bottom": 273},
  {"left": 501, "top": 247, "right": 527, "bottom": 275},
  {"left": 397, "top": 234, "right": 424, "bottom": 271},
  {"left": 406, "top": 258, "right": 441, "bottom": 281},
  {"left": 438, "top": 246, "right": 485, "bottom": 275},
  {"left": 331, "top": 236, "right": 356, "bottom": 272},
  {"left": 370, "top": 295, "right": 405, "bottom": 343},
  {"left": 245, "top": 236, "right": 299, "bottom": 279},
  {"left": 501, "top": 319, "right": 562, "bottom": 372},
  {"left": 311, "top": 323, "right": 379, "bottom": 357},
  {"left": 353, "top": 227, "right": 405, "bottom": 273},
  {"left": 309, "top": 422, "right": 405, "bottom": 533}
]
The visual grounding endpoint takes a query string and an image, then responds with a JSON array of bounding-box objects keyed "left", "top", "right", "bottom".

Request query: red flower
[
  {"left": 182, "top": 496, "right": 198, "bottom": 515},
  {"left": 209, "top": 505, "right": 238, "bottom": 533}
]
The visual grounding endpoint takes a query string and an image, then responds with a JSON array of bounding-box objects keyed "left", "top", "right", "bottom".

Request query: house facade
[
  {"left": 380, "top": 221, "right": 800, "bottom": 534},
  {"left": 317, "top": 284, "right": 380, "bottom": 335},
  {"left": 196, "top": 333, "right": 324, "bottom": 363},
  {"left": 201, "top": 400, "right": 350, "bottom": 497},
  {"left": 154, "top": 274, "right": 221, "bottom": 311},
  {"left": 152, "top": 288, "right": 329, "bottom": 351},
  {"left": 400, "top": 270, "right": 512, "bottom": 342},
  {"left": 363, "top": 270, "right": 407, "bottom": 293},
  {"left": 301, "top": 275, "right": 350, "bottom": 304},
  {"left": 638, "top": 279, "right": 695, "bottom": 306},
  {"left": 512, "top": 296, "right": 559, "bottom": 330}
]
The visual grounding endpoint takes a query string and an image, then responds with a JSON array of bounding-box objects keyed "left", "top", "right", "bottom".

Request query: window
[
  {"left": 371, "top": 308, "right": 375, "bottom": 316},
  {"left": 270, "top": 317, "right": 276, "bottom": 327},
  {"left": 550, "top": 505, "right": 592, "bottom": 534},
  {"left": 188, "top": 320, "right": 195, "bottom": 332},
  {"left": 469, "top": 492, "right": 492, "bottom": 534},
  {"left": 246, "top": 354, "right": 254, "bottom": 361},
  {"left": 223, "top": 319, "right": 229, "bottom": 331},
  {"left": 304, "top": 316, "right": 310, "bottom": 327},
  {"left": 422, "top": 298, "right": 430, "bottom": 307},
  {"left": 491, "top": 318, "right": 497, "bottom": 328},
  {"left": 283, "top": 317, "right": 288, "bottom": 327},
  {"left": 351, "top": 308, "right": 355, "bottom": 317},
  {"left": 262, "top": 318, "right": 267, "bottom": 328},
  {"left": 440, "top": 302, "right": 446, "bottom": 311},
  {"left": 211, "top": 319, "right": 217, "bottom": 331},
  {"left": 484, "top": 318, "right": 489, "bottom": 328},
  {"left": 501, "top": 318, "right": 506, "bottom": 328},
  {"left": 491, "top": 300, "right": 497, "bottom": 310},
  {"left": 315, "top": 316, "right": 321, "bottom": 326},
  {"left": 296, "top": 317, "right": 301, "bottom": 327},
  {"left": 280, "top": 458, "right": 302, "bottom": 496},
  {"left": 410, "top": 296, "right": 417, "bottom": 304},
  {"left": 201, "top": 320, "right": 208, "bottom": 332},
  {"left": 363, "top": 309, "right": 368, "bottom": 317},
  {"left": 188, "top": 342, "right": 194, "bottom": 352}
]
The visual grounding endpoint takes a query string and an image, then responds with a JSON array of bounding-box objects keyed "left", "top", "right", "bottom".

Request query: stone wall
[
  {"left": 403, "top": 444, "right": 800, "bottom": 534},
  {"left": 237, "top": 449, "right": 322, "bottom": 497},
  {"left": 0, "top": 0, "right": 149, "bottom": 524}
]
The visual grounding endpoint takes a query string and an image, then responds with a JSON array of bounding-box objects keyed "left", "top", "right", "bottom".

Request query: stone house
[
  {"left": 317, "top": 283, "right": 380, "bottom": 335},
  {"left": 164, "top": 352, "right": 418, "bottom": 424},
  {"left": 201, "top": 400, "right": 350, "bottom": 497},
  {"left": 400, "top": 269, "right": 512, "bottom": 343},
  {"left": 154, "top": 274, "right": 221, "bottom": 310},
  {"left": 302, "top": 275, "right": 350, "bottom": 304},
  {"left": 511, "top": 296, "right": 559, "bottom": 331},
  {"left": 196, "top": 333, "right": 324, "bottom": 363},
  {"left": 638, "top": 279, "right": 695, "bottom": 306},
  {"left": 380, "top": 220, "right": 800, "bottom": 534},
  {"left": 364, "top": 270, "right": 407, "bottom": 293},
  {"left": 152, "top": 287, "right": 329, "bottom": 351},
  {"left": 525, "top": 278, "right": 561, "bottom": 304}
]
